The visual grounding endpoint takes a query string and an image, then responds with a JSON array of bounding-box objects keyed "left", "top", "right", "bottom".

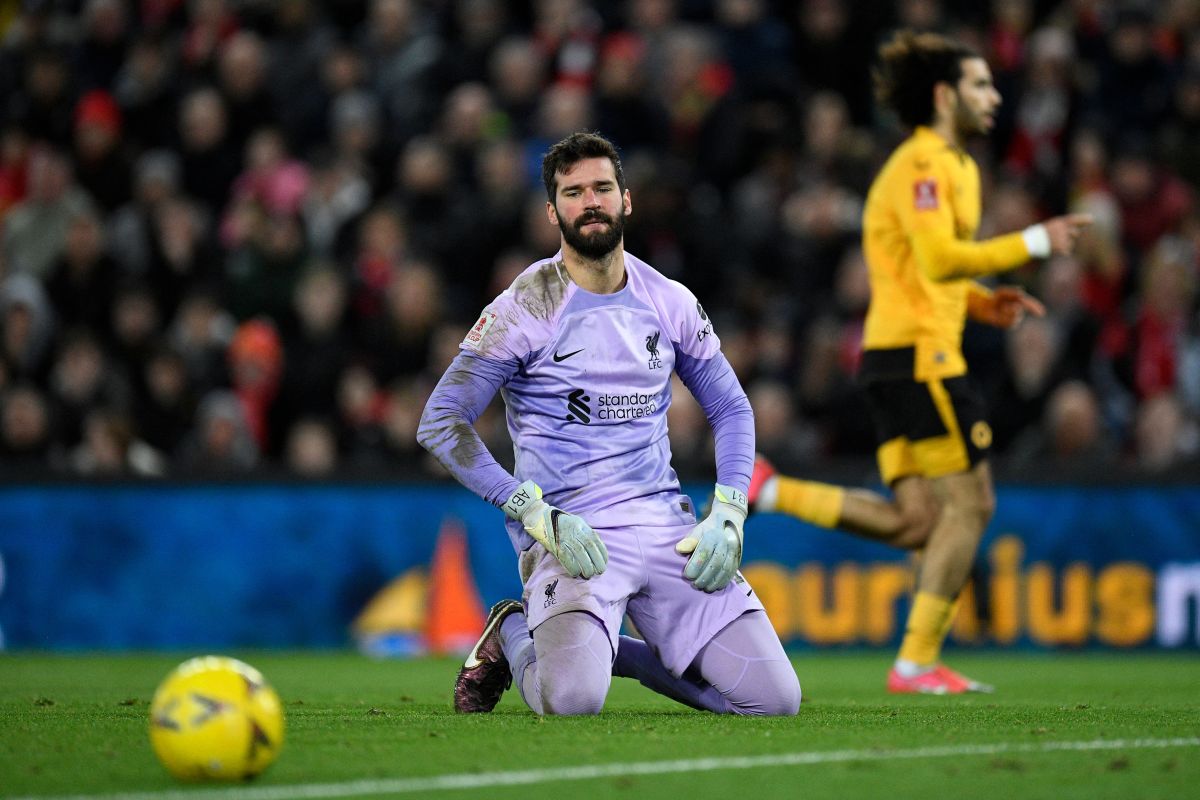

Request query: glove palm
[
  {"left": 675, "top": 484, "right": 747, "bottom": 592},
  {"left": 503, "top": 481, "right": 608, "bottom": 579}
]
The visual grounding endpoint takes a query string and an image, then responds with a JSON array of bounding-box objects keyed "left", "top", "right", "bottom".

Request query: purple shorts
[{"left": 520, "top": 519, "right": 765, "bottom": 678}]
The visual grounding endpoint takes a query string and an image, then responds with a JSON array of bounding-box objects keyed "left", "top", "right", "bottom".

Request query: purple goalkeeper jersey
[{"left": 418, "top": 251, "right": 754, "bottom": 552}]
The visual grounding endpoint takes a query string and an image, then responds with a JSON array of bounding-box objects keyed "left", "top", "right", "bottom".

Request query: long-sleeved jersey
[
  {"left": 861, "top": 126, "right": 1034, "bottom": 381},
  {"left": 417, "top": 252, "right": 754, "bottom": 552}
]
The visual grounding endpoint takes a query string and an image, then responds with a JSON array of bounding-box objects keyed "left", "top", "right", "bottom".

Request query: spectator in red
[
  {"left": 0, "top": 127, "right": 31, "bottom": 219},
  {"left": 227, "top": 318, "right": 283, "bottom": 454},
  {"left": 1110, "top": 140, "right": 1193, "bottom": 254},
  {"left": 72, "top": 90, "right": 133, "bottom": 212},
  {"left": 1004, "top": 27, "right": 1078, "bottom": 194},
  {"left": 1130, "top": 237, "right": 1197, "bottom": 400}
]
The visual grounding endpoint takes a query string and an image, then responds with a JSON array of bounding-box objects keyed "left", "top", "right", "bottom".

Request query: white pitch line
[{"left": 14, "top": 737, "right": 1200, "bottom": 800}]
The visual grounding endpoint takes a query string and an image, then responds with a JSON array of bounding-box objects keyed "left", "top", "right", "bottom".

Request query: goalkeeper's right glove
[{"left": 503, "top": 480, "right": 608, "bottom": 579}]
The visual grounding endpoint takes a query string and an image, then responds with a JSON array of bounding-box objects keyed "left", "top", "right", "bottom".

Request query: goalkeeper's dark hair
[
  {"left": 541, "top": 132, "right": 626, "bottom": 201},
  {"left": 873, "top": 30, "right": 981, "bottom": 128}
]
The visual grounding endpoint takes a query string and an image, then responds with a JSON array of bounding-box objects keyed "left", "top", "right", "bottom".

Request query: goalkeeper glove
[
  {"left": 503, "top": 480, "right": 608, "bottom": 579},
  {"left": 675, "top": 483, "right": 747, "bottom": 592}
]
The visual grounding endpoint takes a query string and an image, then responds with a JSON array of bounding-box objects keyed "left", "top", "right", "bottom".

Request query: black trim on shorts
[
  {"left": 863, "top": 379, "right": 948, "bottom": 443},
  {"left": 944, "top": 375, "right": 990, "bottom": 465},
  {"left": 861, "top": 374, "right": 991, "bottom": 466},
  {"left": 858, "top": 346, "right": 918, "bottom": 382}
]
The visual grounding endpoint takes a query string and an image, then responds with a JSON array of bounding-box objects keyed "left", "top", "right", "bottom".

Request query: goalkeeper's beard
[{"left": 559, "top": 209, "right": 626, "bottom": 260}]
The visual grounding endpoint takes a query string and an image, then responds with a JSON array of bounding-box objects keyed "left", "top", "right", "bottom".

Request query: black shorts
[{"left": 862, "top": 374, "right": 992, "bottom": 485}]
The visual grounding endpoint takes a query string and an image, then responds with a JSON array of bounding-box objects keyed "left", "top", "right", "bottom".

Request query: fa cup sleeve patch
[
  {"left": 462, "top": 312, "right": 498, "bottom": 350},
  {"left": 913, "top": 179, "right": 939, "bottom": 211}
]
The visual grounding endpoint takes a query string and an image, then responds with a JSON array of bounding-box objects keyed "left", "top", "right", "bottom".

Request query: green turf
[{"left": 1, "top": 651, "right": 1197, "bottom": 799}]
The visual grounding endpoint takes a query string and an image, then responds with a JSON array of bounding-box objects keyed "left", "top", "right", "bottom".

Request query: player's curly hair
[
  {"left": 873, "top": 30, "right": 981, "bottom": 128},
  {"left": 541, "top": 132, "right": 626, "bottom": 202}
]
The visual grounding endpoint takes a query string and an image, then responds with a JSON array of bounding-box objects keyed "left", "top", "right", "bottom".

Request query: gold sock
[
  {"left": 938, "top": 598, "right": 961, "bottom": 640},
  {"left": 897, "top": 591, "right": 955, "bottom": 667},
  {"left": 774, "top": 478, "right": 845, "bottom": 528}
]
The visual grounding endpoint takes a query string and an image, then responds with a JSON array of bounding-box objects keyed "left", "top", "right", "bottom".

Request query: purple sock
[
  {"left": 613, "top": 635, "right": 734, "bottom": 713},
  {"left": 499, "top": 612, "right": 536, "bottom": 703}
]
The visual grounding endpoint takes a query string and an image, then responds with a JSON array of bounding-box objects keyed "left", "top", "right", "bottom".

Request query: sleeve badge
[{"left": 462, "top": 312, "right": 497, "bottom": 350}]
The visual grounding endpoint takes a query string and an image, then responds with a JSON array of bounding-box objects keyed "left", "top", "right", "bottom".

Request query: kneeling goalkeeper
[{"left": 417, "top": 132, "right": 799, "bottom": 716}]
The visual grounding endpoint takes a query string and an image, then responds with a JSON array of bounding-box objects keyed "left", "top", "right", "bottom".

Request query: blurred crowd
[{"left": 0, "top": 0, "right": 1197, "bottom": 479}]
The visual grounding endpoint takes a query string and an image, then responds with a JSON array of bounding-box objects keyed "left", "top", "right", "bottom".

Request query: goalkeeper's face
[
  {"left": 549, "top": 157, "right": 631, "bottom": 260},
  {"left": 952, "top": 57, "right": 1001, "bottom": 138}
]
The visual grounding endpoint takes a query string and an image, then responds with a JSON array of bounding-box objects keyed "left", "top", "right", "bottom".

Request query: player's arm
[
  {"left": 417, "top": 351, "right": 521, "bottom": 505},
  {"left": 915, "top": 216, "right": 1092, "bottom": 282},
  {"left": 674, "top": 351, "right": 754, "bottom": 490},
  {"left": 902, "top": 161, "right": 1030, "bottom": 280},
  {"left": 672, "top": 351, "right": 753, "bottom": 592},
  {"left": 902, "top": 162, "right": 1091, "bottom": 281},
  {"left": 907, "top": 203, "right": 1099, "bottom": 281},
  {"left": 417, "top": 352, "right": 607, "bottom": 578},
  {"left": 966, "top": 282, "right": 1046, "bottom": 328},
  {"left": 911, "top": 225, "right": 1032, "bottom": 281}
]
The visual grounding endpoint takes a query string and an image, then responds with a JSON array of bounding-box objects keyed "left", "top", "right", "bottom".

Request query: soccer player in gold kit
[{"left": 750, "top": 31, "right": 1092, "bottom": 694}]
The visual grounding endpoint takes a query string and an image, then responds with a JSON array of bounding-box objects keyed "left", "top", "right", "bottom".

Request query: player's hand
[
  {"left": 1042, "top": 213, "right": 1093, "bottom": 255},
  {"left": 675, "top": 483, "right": 747, "bottom": 592},
  {"left": 503, "top": 480, "right": 607, "bottom": 579},
  {"left": 973, "top": 286, "right": 1046, "bottom": 328}
]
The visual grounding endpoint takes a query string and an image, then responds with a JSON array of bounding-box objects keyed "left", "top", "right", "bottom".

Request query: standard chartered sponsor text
[{"left": 597, "top": 392, "right": 657, "bottom": 420}]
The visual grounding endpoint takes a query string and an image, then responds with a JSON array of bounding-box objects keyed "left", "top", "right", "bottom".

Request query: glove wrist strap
[
  {"left": 713, "top": 482, "right": 749, "bottom": 518},
  {"left": 503, "top": 480, "right": 543, "bottom": 521}
]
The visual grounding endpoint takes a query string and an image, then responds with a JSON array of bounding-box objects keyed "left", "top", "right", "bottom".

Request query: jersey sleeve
[
  {"left": 666, "top": 281, "right": 720, "bottom": 360},
  {"left": 675, "top": 351, "right": 754, "bottom": 492},
  {"left": 459, "top": 292, "right": 537, "bottom": 362},
  {"left": 416, "top": 351, "right": 522, "bottom": 507},
  {"left": 898, "top": 155, "right": 1031, "bottom": 281}
]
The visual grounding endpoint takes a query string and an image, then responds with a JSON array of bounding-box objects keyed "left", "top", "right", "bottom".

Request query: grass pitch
[{"left": 1, "top": 651, "right": 1196, "bottom": 799}]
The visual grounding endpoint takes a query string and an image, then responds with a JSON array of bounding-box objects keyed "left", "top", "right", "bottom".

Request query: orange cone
[{"left": 423, "top": 518, "right": 487, "bottom": 654}]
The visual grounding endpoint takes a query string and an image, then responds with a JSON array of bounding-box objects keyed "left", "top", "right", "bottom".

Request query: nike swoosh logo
[
  {"left": 463, "top": 626, "right": 494, "bottom": 669},
  {"left": 553, "top": 348, "right": 584, "bottom": 362},
  {"left": 463, "top": 601, "right": 521, "bottom": 669}
]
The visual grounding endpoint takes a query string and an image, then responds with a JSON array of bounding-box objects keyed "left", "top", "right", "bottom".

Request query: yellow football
[{"left": 149, "top": 656, "right": 284, "bottom": 781}]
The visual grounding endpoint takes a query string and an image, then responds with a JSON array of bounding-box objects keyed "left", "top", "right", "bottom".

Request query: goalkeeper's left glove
[{"left": 675, "top": 483, "right": 747, "bottom": 592}]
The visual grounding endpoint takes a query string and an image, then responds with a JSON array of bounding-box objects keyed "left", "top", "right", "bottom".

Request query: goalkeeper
[{"left": 417, "top": 132, "right": 799, "bottom": 716}]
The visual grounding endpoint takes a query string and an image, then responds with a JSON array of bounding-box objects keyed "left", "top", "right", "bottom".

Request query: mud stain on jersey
[
  {"left": 513, "top": 260, "right": 569, "bottom": 321},
  {"left": 421, "top": 416, "right": 488, "bottom": 470},
  {"left": 447, "top": 421, "right": 486, "bottom": 468}
]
